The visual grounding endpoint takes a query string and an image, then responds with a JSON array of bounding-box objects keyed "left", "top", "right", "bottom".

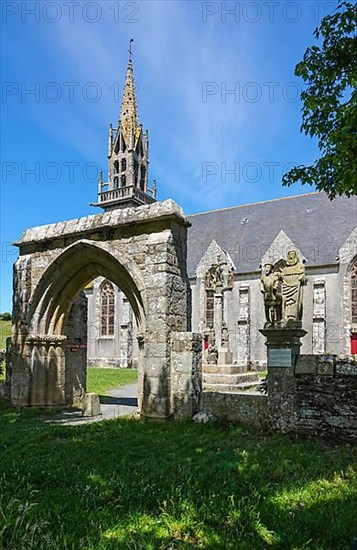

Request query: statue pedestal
[
  {"left": 260, "top": 323, "right": 307, "bottom": 368},
  {"left": 218, "top": 347, "right": 233, "bottom": 366},
  {"left": 260, "top": 323, "right": 307, "bottom": 432}
]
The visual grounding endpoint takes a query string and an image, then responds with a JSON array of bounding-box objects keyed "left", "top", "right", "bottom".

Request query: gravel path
[{"left": 42, "top": 383, "right": 138, "bottom": 426}]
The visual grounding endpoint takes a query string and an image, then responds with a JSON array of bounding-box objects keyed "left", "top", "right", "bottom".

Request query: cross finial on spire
[{"left": 128, "top": 38, "right": 134, "bottom": 62}]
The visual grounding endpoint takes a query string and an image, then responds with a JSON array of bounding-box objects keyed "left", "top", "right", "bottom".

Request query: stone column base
[
  {"left": 218, "top": 348, "right": 233, "bottom": 365},
  {"left": 260, "top": 325, "right": 307, "bottom": 432},
  {"left": 170, "top": 332, "right": 202, "bottom": 419}
]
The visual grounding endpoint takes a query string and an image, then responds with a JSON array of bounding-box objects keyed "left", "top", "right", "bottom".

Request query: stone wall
[
  {"left": 201, "top": 391, "right": 267, "bottom": 429},
  {"left": 197, "top": 354, "right": 357, "bottom": 443},
  {"left": 294, "top": 355, "right": 357, "bottom": 442},
  {"left": 266, "top": 354, "right": 357, "bottom": 442}
]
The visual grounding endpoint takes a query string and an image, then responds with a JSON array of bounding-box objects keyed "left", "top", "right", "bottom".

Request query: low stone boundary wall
[
  {"left": 200, "top": 391, "right": 267, "bottom": 429},
  {"left": 293, "top": 355, "right": 357, "bottom": 442},
  {"left": 196, "top": 355, "right": 357, "bottom": 443}
]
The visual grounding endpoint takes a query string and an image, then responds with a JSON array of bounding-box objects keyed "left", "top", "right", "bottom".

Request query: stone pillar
[
  {"left": 260, "top": 325, "right": 307, "bottom": 432},
  {"left": 237, "top": 285, "right": 250, "bottom": 367},
  {"left": 136, "top": 333, "right": 145, "bottom": 414},
  {"left": 11, "top": 335, "right": 68, "bottom": 407},
  {"left": 214, "top": 292, "right": 223, "bottom": 348},
  {"left": 120, "top": 297, "right": 131, "bottom": 367},
  {"left": 64, "top": 294, "right": 87, "bottom": 405},
  {"left": 312, "top": 279, "right": 326, "bottom": 354},
  {"left": 143, "top": 224, "right": 190, "bottom": 420},
  {"left": 170, "top": 332, "right": 202, "bottom": 419},
  {"left": 9, "top": 342, "right": 32, "bottom": 406}
]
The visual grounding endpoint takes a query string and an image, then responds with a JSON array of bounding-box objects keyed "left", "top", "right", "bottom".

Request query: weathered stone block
[
  {"left": 82, "top": 393, "right": 101, "bottom": 417},
  {"left": 335, "top": 357, "right": 357, "bottom": 376},
  {"left": 295, "top": 355, "right": 318, "bottom": 375},
  {"left": 317, "top": 358, "right": 334, "bottom": 375},
  {"left": 170, "top": 332, "right": 202, "bottom": 419},
  {"left": 218, "top": 348, "right": 233, "bottom": 365},
  {"left": 201, "top": 392, "right": 267, "bottom": 429}
]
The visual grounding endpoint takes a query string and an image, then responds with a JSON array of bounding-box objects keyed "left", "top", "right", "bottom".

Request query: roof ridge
[{"left": 187, "top": 191, "right": 322, "bottom": 217}]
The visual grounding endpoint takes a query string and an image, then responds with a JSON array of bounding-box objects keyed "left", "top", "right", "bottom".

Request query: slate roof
[{"left": 186, "top": 192, "right": 357, "bottom": 277}]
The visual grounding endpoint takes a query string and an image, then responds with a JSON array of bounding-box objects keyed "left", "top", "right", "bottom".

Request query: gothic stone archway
[{"left": 9, "top": 200, "right": 192, "bottom": 419}]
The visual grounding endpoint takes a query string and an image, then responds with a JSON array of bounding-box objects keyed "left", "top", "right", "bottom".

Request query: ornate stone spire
[
  {"left": 119, "top": 57, "right": 140, "bottom": 149},
  {"left": 91, "top": 41, "right": 157, "bottom": 211}
]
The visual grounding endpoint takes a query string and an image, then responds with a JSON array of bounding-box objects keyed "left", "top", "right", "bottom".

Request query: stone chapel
[{"left": 84, "top": 55, "right": 357, "bottom": 384}]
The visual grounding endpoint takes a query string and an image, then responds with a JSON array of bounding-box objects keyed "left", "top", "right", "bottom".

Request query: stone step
[
  {"left": 203, "top": 372, "right": 260, "bottom": 385},
  {"left": 203, "top": 381, "right": 263, "bottom": 393},
  {"left": 202, "top": 364, "right": 249, "bottom": 375}
]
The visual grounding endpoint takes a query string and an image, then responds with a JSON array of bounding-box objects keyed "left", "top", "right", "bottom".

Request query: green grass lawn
[
  {"left": 0, "top": 320, "right": 11, "bottom": 349},
  {"left": 0, "top": 321, "right": 11, "bottom": 380},
  {"left": 0, "top": 402, "right": 356, "bottom": 550},
  {"left": 86, "top": 367, "right": 138, "bottom": 395}
]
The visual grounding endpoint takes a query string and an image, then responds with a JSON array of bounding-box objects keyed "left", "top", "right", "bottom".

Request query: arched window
[
  {"left": 140, "top": 167, "right": 146, "bottom": 191},
  {"left": 100, "top": 282, "right": 115, "bottom": 336},
  {"left": 134, "top": 160, "right": 139, "bottom": 185},
  {"left": 205, "top": 290, "right": 214, "bottom": 327},
  {"left": 351, "top": 258, "right": 357, "bottom": 325}
]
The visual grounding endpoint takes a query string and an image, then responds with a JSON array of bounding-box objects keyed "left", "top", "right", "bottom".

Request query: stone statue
[
  {"left": 206, "top": 326, "right": 218, "bottom": 364},
  {"left": 205, "top": 269, "right": 214, "bottom": 290},
  {"left": 280, "top": 250, "right": 306, "bottom": 323},
  {"left": 205, "top": 256, "right": 227, "bottom": 292},
  {"left": 221, "top": 322, "right": 229, "bottom": 348},
  {"left": 261, "top": 263, "right": 282, "bottom": 327},
  {"left": 227, "top": 267, "right": 234, "bottom": 289},
  {"left": 215, "top": 255, "right": 225, "bottom": 288}
]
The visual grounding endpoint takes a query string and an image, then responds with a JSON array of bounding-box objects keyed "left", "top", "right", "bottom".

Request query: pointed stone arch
[
  {"left": 9, "top": 202, "right": 194, "bottom": 419},
  {"left": 28, "top": 239, "right": 146, "bottom": 338},
  {"left": 195, "top": 240, "right": 235, "bottom": 335}
]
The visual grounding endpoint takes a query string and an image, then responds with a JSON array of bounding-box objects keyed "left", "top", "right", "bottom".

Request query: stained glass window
[
  {"left": 101, "top": 282, "right": 115, "bottom": 336},
  {"left": 205, "top": 290, "right": 214, "bottom": 327},
  {"left": 351, "top": 259, "right": 357, "bottom": 324}
]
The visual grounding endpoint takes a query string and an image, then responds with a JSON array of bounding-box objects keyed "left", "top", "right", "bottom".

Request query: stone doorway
[{"left": 8, "top": 201, "right": 193, "bottom": 420}]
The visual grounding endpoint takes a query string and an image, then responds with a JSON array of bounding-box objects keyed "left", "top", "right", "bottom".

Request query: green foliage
[
  {"left": 86, "top": 367, "right": 138, "bottom": 395},
  {"left": 0, "top": 402, "right": 356, "bottom": 549},
  {"left": 0, "top": 321, "right": 11, "bottom": 350},
  {"left": 0, "top": 313, "right": 11, "bottom": 322},
  {"left": 283, "top": 1, "right": 357, "bottom": 198}
]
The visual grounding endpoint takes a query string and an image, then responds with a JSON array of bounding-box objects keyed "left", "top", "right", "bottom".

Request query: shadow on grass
[{"left": 0, "top": 400, "right": 356, "bottom": 549}]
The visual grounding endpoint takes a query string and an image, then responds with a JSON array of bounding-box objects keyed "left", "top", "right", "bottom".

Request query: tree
[
  {"left": 0, "top": 313, "right": 11, "bottom": 321},
  {"left": 282, "top": 1, "right": 357, "bottom": 199}
]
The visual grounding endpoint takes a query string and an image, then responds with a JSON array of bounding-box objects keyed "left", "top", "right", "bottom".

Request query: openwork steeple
[
  {"left": 119, "top": 56, "right": 140, "bottom": 148},
  {"left": 93, "top": 40, "right": 157, "bottom": 211}
]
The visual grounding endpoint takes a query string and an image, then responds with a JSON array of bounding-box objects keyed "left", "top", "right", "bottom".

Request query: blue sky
[{"left": 0, "top": 0, "right": 337, "bottom": 312}]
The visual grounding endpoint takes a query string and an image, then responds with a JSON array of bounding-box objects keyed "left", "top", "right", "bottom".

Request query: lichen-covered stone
[
  {"left": 9, "top": 200, "right": 198, "bottom": 420},
  {"left": 82, "top": 393, "right": 101, "bottom": 417}
]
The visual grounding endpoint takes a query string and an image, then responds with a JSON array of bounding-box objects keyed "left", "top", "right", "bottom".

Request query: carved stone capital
[{"left": 26, "top": 334, "right": 68, "bottom": 346}]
